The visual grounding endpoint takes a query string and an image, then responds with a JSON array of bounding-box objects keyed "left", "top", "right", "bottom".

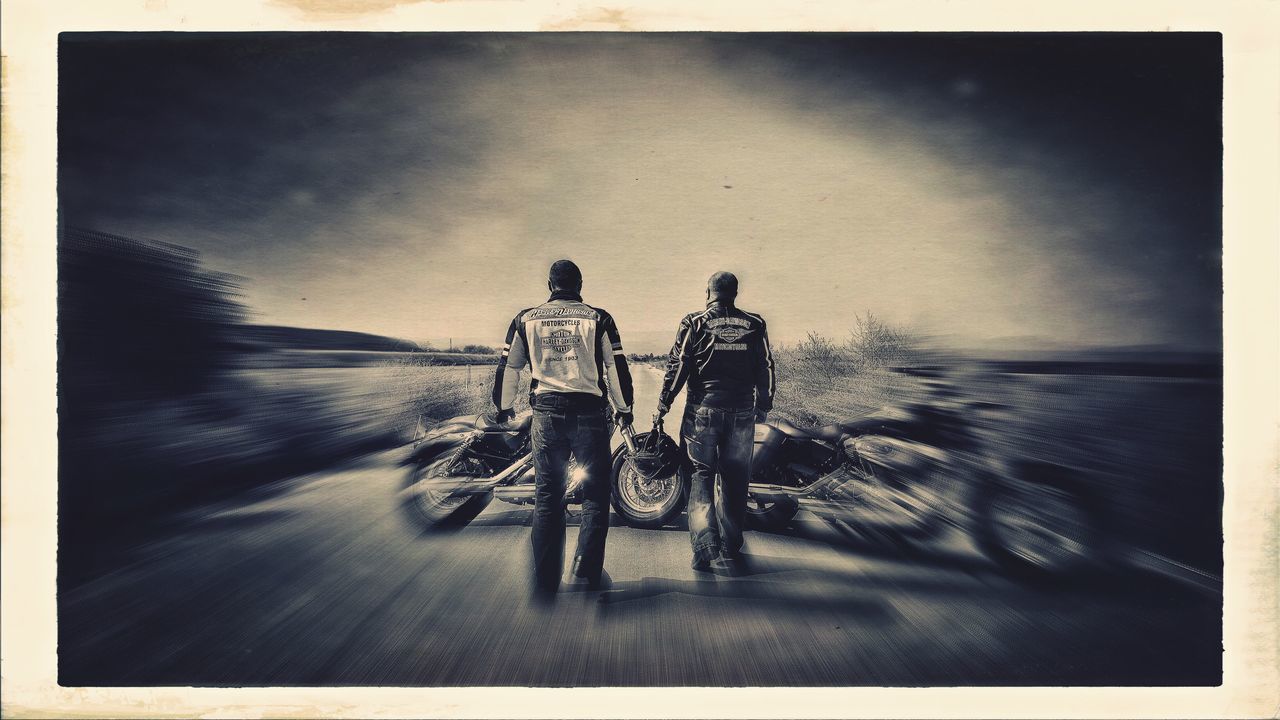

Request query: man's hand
[
  {"left": 614, "top": 409, "right": 634, "bottom": 427},
  {"left": 755, "top": 409, "right": 769, "bottom": 423},
  {"left": 654, "top": 402, "right": 670, "bottom": 423},
  {"left": 495, "top": 408, "right": 516, "bottom": 424}
]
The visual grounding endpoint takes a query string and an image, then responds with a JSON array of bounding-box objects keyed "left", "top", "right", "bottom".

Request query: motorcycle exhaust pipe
[
  {"left": 492, "top": 485, "right": 536, "bottom": 504},
  {"left": 747, "top": 483, "right": 800, "bottom": 500},
  {"left": 470, "top": 454, "right": 534, "bottom": 491},
  {"left": 402, "top": 454, "right": 535, "bottom": 502},
  {"left": 399, "top": 476, "right": 477, "bottom": 500},
  {"left": 748, "top": 478, "right": 829, "bottom": 498},
  {"left": 749, "top": 465, "right": 869, "bottom": 503}
]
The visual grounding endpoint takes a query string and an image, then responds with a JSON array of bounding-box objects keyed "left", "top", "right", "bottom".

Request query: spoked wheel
[
  {"left": 610, "top": 452, "right": 685, "bottom": 529},
  {"left": 402, "top": 458, "right": 492, "bottom": 529},
  {"left": 976, "top": 474, "right": 1102, "bottom": 580}
]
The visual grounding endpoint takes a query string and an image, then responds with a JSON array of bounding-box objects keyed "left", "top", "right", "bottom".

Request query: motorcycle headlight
[
  {"left": 841, "top": 436, "right": 861, "bottom": 462},
  {"left": 567, "top": 463, "right": 589, "bottom": 491}
]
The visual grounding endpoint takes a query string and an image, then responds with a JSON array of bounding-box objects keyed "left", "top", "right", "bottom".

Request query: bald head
[{"left": 707, "top": 271, "right": 738, "bottom": 301}]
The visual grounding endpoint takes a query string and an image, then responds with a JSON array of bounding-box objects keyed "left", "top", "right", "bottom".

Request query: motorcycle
[
  {"left": 403, "top": 398, "right": 1103, "bottom": 578},
  {"left": 609, "top": 399, "right": 1105, "bottom": 579},
  {"left": 400, "top": 409, "right": 667, "bottom": 528}
]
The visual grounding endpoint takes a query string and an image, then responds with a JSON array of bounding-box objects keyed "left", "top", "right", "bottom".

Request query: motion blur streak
[
  {"left": 55, "top": 34, "right": 1222, "bottom": 687},
  {"left": 57, "top": 252, "right": 1222, "bottom": 684}
]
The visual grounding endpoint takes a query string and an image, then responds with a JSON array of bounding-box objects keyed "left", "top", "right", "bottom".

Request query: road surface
[{"left": 59, "top": 369, "right": 1221, "bottom": 686}]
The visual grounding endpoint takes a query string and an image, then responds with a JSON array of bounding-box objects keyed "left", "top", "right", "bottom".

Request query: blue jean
[
  {"left": 682, "top": 403, "right": 755, "bottom": 561},
  {"left": 530, "top": 399, "right": 612, "bottom": 592}
]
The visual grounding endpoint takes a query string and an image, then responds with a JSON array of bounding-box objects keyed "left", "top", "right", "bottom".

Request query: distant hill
[
  {"left": 423, "top": 329, "right": 678, "bottom": 355},
  {"left": 236, "top": 325, "right": 423, "bottom": 353}
]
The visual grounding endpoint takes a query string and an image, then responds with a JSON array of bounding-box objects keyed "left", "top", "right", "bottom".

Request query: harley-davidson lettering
[
  {"left": 542, "top": 328, "right": 582, "bottom": 355},
  {"left": 706, "top": 317, "right": 751, "bottom": 328},
  {"left": 705, "top": 316, "right": 754, "bottom": 342},
  {"left": 525, "top": 307, "right": 595, "bottom": 320}
]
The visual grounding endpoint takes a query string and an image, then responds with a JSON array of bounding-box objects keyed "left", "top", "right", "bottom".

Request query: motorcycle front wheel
[
  {"left": 610, "top": 451, "right": 686, "bottom": 529},
  {"left": 402, "top": 457, "right": 493, "bottom": 529},
  {"left": 975, "top": 471, "right": 1103, "bottom": 580}
]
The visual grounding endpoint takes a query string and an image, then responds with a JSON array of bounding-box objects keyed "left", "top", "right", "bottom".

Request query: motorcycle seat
[{"left": 773, "top": 419, "right": 845, "bottom": 442}]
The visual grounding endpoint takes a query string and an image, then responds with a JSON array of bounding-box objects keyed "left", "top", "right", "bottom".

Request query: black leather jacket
[{"left": 657, "top": 300, "right": 775, "bottom": 413}]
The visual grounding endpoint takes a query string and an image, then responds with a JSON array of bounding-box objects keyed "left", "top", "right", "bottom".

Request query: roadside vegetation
[
  {"left": 429, "top": 343, "right": 498, "bottom": 355},
  {"left": 57, "top": 229, "right": 486, "bottom": 580},
  {"left": 763, "top": 313, "right": 922, "bottom": 426},
  {"left": 630, "top": 312, "right": 923, "bottom": 425},
  {"left": 626, "top": 352, "right": 666, "bottom": 364}
]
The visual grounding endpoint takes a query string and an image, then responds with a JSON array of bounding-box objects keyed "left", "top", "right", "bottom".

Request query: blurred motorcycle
[
  {"left": 400, "top": 409, "right": 661, "bottom": 528},
  {"left": 610, "top": 394, "right": 1105, "bottom": 579}
]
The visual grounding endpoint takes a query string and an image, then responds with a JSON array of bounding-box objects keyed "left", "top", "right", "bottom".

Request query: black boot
[
  {"left": 567, "top": 556, "right": 611, "bottom": 590},
  {"left": 691, "top": 546, "right": 719, "bottom": 573}
]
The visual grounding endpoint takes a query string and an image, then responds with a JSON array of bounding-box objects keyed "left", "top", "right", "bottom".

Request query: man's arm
[
  {"left": 754, "top": 317, "right": 775, "bottom": 415},
  {"left": 656, "top": 315, "right": 696, "bottom": 417},
  {"left": 492, "top": 312, "right": 528, "bottom": 419},
  {"left": 597, "top": 312, "right": 634, "bottom": 418}
]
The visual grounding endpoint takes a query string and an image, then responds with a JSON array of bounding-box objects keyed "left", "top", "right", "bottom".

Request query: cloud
[{"left": 59, "top": 34, "right": 1221, "bottom": 350}]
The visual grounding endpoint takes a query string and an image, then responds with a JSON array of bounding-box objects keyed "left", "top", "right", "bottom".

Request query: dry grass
[
  {"left": 375, "top": 356, "right": 493, "bottom": 434},
  {"left": 770, "top": 321, "right": 920, "bottom": 426}
]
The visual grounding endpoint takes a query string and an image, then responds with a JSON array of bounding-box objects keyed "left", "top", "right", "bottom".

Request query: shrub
[
  {"left": 627, "top": 352, "right": 665, "bottom": 365},
  {"left": 847, "top": 311, "right": 917, "bottom": 369},
  {"left": 458, "top": 344, "right": 497, "bottom": 355},
  {"left": 794, "top": 331, "right": 850, "bottom": 379},
  {"left": 769, "top": 315, "right": 919, "bottom": 427}
]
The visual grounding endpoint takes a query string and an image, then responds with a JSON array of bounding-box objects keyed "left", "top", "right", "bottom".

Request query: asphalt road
[{"left": 59, "top": 369, "right": 1221, "bottom": 686}]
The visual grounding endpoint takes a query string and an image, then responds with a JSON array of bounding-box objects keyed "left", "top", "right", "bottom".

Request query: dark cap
[
  {"left": 707, "top": 271, "right": 738, "bottom": 298},
  {"left": 549, "top": 259, "right": 582, "bottom": 290}
]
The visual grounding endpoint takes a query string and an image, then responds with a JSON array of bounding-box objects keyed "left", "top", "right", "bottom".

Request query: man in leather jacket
[
  {"left": 654, "top": 271, "right": 775, "bottom": 576},
  {"left": 491, "top": 259, "right": 634, "bottom": 596}
]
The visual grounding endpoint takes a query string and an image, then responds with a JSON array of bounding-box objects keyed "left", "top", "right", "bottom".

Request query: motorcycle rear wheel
[
  {"left": 402, "top": 457, "right": 493, "bottom": 529},
  {"left": 610, "top": 451, "right": 685, "bottom": 529},
  {"left": 744, "top": 494, "right": 799, "bottom": 532}
]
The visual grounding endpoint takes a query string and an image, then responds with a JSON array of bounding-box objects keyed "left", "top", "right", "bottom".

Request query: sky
[{"left": 58, "top": 33, "right": 1222, "bottom": 353}]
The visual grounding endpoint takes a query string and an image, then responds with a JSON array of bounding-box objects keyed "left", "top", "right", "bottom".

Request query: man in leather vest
[
  {"left": 492, "top": 260, "right": 634, "bottom": 597},
  {"left": 654, "top": 271, "right": 775, "bottom": 576}
]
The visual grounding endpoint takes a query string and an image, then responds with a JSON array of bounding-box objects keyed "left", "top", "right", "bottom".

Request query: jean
[
  {"left": 681, "top": 403, "right": 755, "bottom": 562},
  {"left": 529, "top": 397, "right": 612, "bottom": 592}
]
